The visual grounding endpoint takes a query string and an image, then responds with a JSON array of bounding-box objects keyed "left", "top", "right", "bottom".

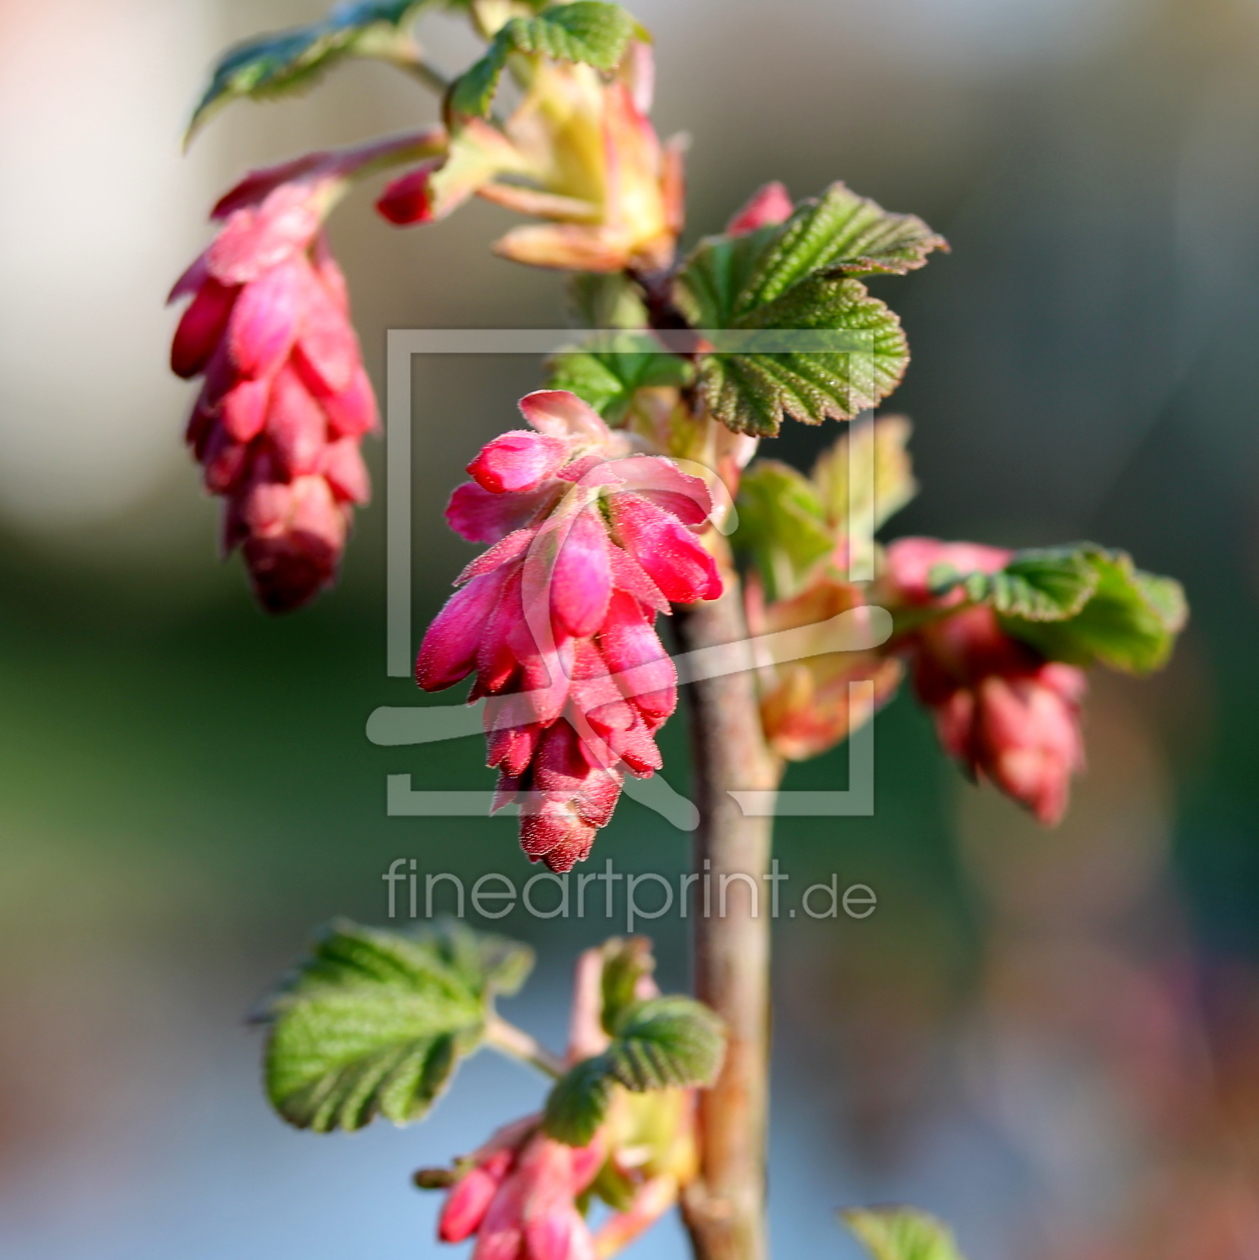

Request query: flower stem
[
  {"left": 484, "top": 1013, "right": 567, "bottom": 1079},
  {"left": 384, "top": 40, "right": 454, "bottom": 97},
  {"left": 675, "top": 580, "right": 784, "bottom": 1260}
]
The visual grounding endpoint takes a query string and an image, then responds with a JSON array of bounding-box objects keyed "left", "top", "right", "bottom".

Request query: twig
[{"left": 484, "top": 1013, "right": 567, "bottom": 1079}]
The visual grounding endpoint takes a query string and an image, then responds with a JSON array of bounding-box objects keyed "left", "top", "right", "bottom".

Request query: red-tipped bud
[
  {"left": 376, "top": 162, "right": 439, "bottom": 226},
  {"left": 171, "top": 278, "right": 238, "bottom": 379},
  {"left": 607, "top": 492, "right": 722, "bottom": 602},
  {"left": 468, "top": 430, "right": 570, "bottom": 493}
]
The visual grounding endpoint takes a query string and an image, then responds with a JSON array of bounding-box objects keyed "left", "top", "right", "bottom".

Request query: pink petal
[
  {"left": 477, "top": 567, "right": 526, "bottom": 695},
  {"left": 726, "top": 182, "right": 793, "bottom": 236},
  {"left": 598, "top": 591, "right": 676, "bottom": 720},
  {"left": 171, "top": 278, "right": 238, "bottom": 379},
  {"left": 321, "top": 365, "right": 379, "bottom": 438},
  {"left": 202, "top": 427, "right": 251, "bottom": 494},
  {"left": 207, "top": 185, "right": 321, "bottom": 285},
  {"left": 416, "top": 569, "right": 511, "bottom": 691},
  {"left": 607, "top": 492, "right": 721, "bottom": 602},
  {"left": 185, "top": 401, "right": 215, "bottom": 453},
  {"left": 211, "top": 154, "right": 331, "bottom": 220},
  {"left": 319, "top": 438, "right": 371, "bottom": 504},
  {"left": 524, "top": 1208, "right": 595, "bottom": 1260},
  {"left": 486, "top": 719, "right": 542, "bottom": 779},
  {"left": 293, "top": 256, "right": 360, "bottom": 396},
  {"left": 458, "top": 529, "right": 533, "bottom": 586},
  {"left": 239, "top": 477, "right": 292, "bottom": 537},
  {"left": 468, "top": 431, "right": 570, "bottom": 494},
  {"left": 549, "top": 510, "right": 612, "bottom": 638},
  {"left": 168, "top": 251, "right": 210, "bottom": 304},
  {"left": 439, "top": 1168, "right": 501, "bottom": 1243},
  {"left": 518, "top": 391, "right": 614, "bottom": 444},
  {"left": 311, "top": 235, "right": 350, "bottom": 313},
  {"left": 447, "top": 481, "right": 557, "bottom": 544},
  {"left": 606, "top": 543, "right": 669, "bottom": 613},
  {"left": 508, "top": 626, "right": 575, "bottom": 727},
  {"left": 240, "top": 475, "right": 346, "bottom": 613},
  {"left": 227, "top": 261, "right": 302, "bottom": 381},
  {"left": 220, "top": 376, "right": 271, "bottom": 443},
  {"left": 266, "top": 366, "right": 327, "bottom": 478},
  {"left": 610, "top": 455, "right": 714, "bottom": 526}
]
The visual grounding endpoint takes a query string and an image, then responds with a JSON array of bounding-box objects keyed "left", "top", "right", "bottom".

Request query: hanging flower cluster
[
  {"left": 882, "top": 538, "right": 1087, "bottom": 824},
  {"left": 169, "top": 167, "right": 377, "bottom": 612},
  {"left": 416, "top": 390, "right": 721, "bottom": 872}
]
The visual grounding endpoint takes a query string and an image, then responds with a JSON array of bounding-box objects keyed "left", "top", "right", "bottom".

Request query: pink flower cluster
[
  {"left": 438, "top": 1119, "right": 604, "bottom": 1260},
  {"left": 885, "top": 538, "right": 1087, "bottom": 825},
  {"left": 417, "top": 390, "right": 721, "bottom": 872},
  {"left": 170, "top": 174, "right": 376, "bottom": 612}
]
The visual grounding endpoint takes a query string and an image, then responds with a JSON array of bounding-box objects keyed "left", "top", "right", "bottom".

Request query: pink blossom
[
  {"left": 417, "top": 390, "right": 720, "bottom": 870},
  {"left": 436, "top": 1121, "right": 603, "bottom": 1260},
  {"left": 170, "top": 172, "right": 376, "bottom": 612},
  {"left": 885, "top": 538, "right": 1087, "bottom": 824}
]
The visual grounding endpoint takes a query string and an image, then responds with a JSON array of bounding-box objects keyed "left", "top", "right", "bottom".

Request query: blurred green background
[{"left": 1, "top": 0, "right": 1258, "bottom": 1256}]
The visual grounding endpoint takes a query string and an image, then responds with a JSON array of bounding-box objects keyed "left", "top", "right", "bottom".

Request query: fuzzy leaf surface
[
  {"left": 1001, "top": 547, "right": 1187, "bottom": 673},
  {"left": 842, "top": 1207, "right": 966, "bottom": 1260},
  {"left": 952, "top": 549, "right": 1099, "bottom": 622},
  {"left": 188, "top": 1, "right": 429, "bottom": 141},
  {"left": 261, "top": 920, "right": 532, "bottom": 1132},
  {"left": 543, "top": 1056, "right": 617, "bottom": 1146},
  {"left": 450, "top": 1, "right": 636, "bottom": 117},
  {"left": 691, "top": 276, "right": 909, "bottom": 435},
  {"left": 598, "top": 936, "right": 657, "bottom": 1034},
  {"left": 543, "top": 995, "right": 725, "bottom": 1145},
  {"left": 737, "top": 182, "right": 947, "bottom": 310},
  {"left": 942, "top": 544, "right": 1188, "bottom": 674},
  {"left": 674, "top": 185, "right": 942, "bottom": 434}
]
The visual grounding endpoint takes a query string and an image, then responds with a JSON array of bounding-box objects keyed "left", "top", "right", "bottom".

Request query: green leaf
[
  {"left": 188, "top": 1, "right": 430, "bottom": 142},
  {"left": 1000, "top": 547, "right": 1187, "bottom": 674},
  {"left": 733, "top": 460, "right": 835, "bottom": 599},
  {"left": 944, "top": 543, "right": 1189, "bottom": 675},
  {"left": 450, "top": 1, "right": 637, "bottom": 118},
  {"left": 737, "top": 183, "right": 947, "bottom": 312},
  {"left": 598, "top": 936, "right": 656, "bottom": 1035},
  {"left": 701, "top": 278, "right": 909, "bottom": 435},
  {"left": 543, "top": 1056, "right": 618, "bottom": 1145},
  {"left": 546, "top": 340, "right": 693, "bottom": 424},
  {"left": 841, "top": 1207, "right": 966, "bottom": 1260},
  {"left": 957, "top": 548, "right": 1099, "bottom": 622},
  {"left": 260, "top": 919, "right": 532, "bottom": 1132},
  {"left": 606, "top": 996, "right": 726, "bottom": 1091},
  {"left": 674, "top": 183, "right": 941, "bottom": 435},
  {"left": 543, "top": 995, "right": 726, "bottom": 1146},
  {"left": 672, "top": 227, "right": 780, "bottom": 331}
]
